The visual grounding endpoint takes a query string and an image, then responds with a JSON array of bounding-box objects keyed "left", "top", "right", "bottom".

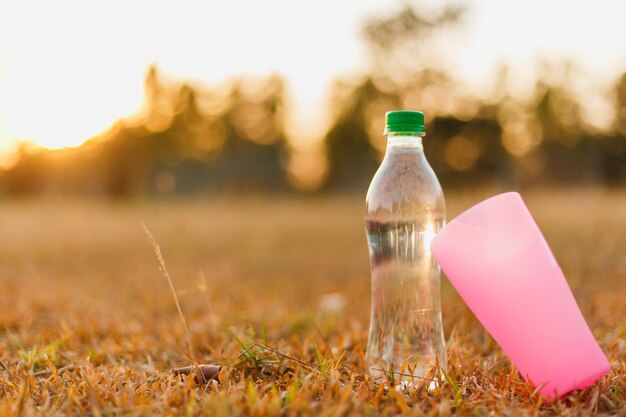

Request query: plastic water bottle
[{"left": 365, "top": 110, "right": 447, "bottom": 385}]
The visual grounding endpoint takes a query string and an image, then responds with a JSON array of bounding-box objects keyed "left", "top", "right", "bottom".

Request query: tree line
[{"left": 1, "top": 6, "right": 624, "bottom": 197}]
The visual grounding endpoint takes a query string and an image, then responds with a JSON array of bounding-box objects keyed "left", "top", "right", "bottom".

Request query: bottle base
[{"left": 367, "top": 359, "right": 445, "bottom": 390}]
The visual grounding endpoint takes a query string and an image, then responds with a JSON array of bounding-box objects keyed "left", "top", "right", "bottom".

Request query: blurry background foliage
[{"left": 1, "top": 5, "right": 625, "bottom": 198}]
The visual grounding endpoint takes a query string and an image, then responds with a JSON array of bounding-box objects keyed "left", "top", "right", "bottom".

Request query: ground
[{"left": 0, "top": 189, "right": 624, "bottom": 416}]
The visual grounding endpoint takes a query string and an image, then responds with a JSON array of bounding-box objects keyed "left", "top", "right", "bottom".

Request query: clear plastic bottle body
[{"left": 365, "top": 132, "right": 447, "bottom": 385}]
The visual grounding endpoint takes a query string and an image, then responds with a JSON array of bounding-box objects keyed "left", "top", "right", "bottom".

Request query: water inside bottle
[{"left": 365, "top": 218, "right": 447, "bottom": 386}]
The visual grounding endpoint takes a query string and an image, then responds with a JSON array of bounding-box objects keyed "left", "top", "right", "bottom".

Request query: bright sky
[{"left": 1, "top": 0, "right": 625, "bottom": 161}]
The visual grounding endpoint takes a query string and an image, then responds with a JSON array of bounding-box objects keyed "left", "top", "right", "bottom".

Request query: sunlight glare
[{"left": 423, "top": 223, "right": 437, "bottom": 256}]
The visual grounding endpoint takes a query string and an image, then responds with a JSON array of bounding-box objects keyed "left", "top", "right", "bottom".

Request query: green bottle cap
[{"left": 384, "top": 110, "right": 425, "bottom": 134}]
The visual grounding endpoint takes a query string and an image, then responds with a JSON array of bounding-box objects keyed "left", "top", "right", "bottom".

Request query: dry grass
[{"left": 0, "top": 189, "right": 624, "bottom": 416}]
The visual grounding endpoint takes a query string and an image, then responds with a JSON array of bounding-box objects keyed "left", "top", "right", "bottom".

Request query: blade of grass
[
  {"left": 254, "top": 342, "right": 319, "bottom": 373},
  {"left": 227, "top": 328, "right": 260, "bottom": 369},
  {"left": 142, "top": 222, "right": 203, "bottom": 384}
]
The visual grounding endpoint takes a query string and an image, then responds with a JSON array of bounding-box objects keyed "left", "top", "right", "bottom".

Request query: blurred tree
[
  {"left": 617, "top": 73, "right": 626, "bottom": 136},
  {"left": 363, "top": 5, "right": 464, "bottom": 83},
  {"left": 427, "top": 112, "right": 508, "bottom": 187},
  {"left": 601, "top": 73, "right": 626, "bottom": 184},
  {"left": 322, "top": 5, "right": 471, "bottom": 191},
  {"left": 98, "top": 124, "right": 152, "bottom": 198},
  {"left": 322, "top": 78, "right": 401, "bottom": 191},
  {"left": 120, "top": 70, "right": 290, "bottom": 196},
  {"left": 0, "top": 145, "right": 49, "bottom": 195},
  {"left": 321, "top": 4, "right": 625, "bottom": 192},
  {"left": 209, "top": 76, "right": 289, "bottom": 193},
  {"left": 0, "top": 66, "right": 290, "bottom": 197}
]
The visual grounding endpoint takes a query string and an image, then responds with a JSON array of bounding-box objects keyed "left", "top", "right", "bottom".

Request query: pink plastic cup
[{"left": 430, "top": 192, "right": 610, "bottom": 398}]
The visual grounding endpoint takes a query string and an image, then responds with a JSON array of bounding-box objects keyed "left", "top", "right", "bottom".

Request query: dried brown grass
[{"left": 0, "top": 189, "right": 624, "bottom": 416}]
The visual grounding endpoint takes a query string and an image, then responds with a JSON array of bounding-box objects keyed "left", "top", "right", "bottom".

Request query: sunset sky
[{"left": 1, "top": 0, "right": 626, "bottom": 163}]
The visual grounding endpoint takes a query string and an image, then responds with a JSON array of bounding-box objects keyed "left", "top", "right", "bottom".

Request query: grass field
[{"left": 0, "top": 189, "right": 624, "bottom": 416}]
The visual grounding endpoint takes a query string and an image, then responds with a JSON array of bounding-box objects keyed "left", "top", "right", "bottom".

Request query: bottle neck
[{"left": 386, "top": 132, "right": 424, "bottom": 153}]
